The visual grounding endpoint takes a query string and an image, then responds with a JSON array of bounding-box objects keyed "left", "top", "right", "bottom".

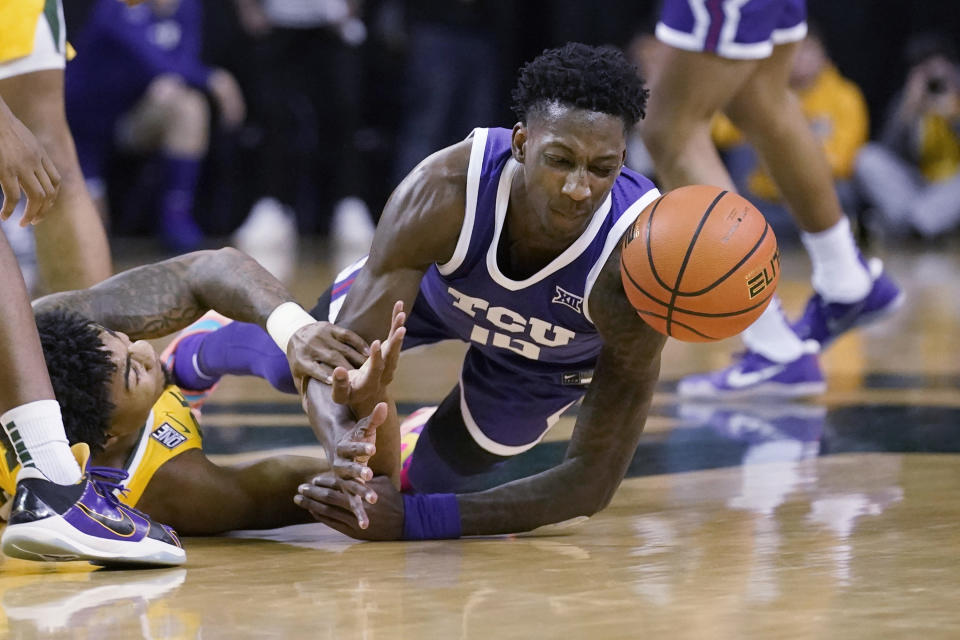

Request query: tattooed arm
[{"left": 32, "top": 248, "right": 296, "bottom": 339}]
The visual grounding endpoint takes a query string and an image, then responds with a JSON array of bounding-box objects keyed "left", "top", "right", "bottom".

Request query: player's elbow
[{"left": 567, "top": 475, "right": 621, "bottom": 518}]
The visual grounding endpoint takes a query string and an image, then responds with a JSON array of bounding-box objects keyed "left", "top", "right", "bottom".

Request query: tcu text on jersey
[{"left": 448, "top": 286, "right": 576, "bottom": 360}]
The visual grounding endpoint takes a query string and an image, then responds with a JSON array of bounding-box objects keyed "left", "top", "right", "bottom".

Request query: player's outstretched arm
[
  {"left": 294, "top": 140, "right": 469, "bottom": 520},
  {"left": 32, "top": 248, "right": 293, "bottom": 337},
  {"left": 32, "top": 247, "right": 344, "bottom": 346},
  {"left": 456, "top": 297, "right": 665, "bottom": 535},
  {"left": 137, "top": 449, "right": 330, "bottom": 535}
]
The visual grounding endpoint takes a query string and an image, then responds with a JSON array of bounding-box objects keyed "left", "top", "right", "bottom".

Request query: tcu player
[{"left": 168, "top": 43, "right": 668, "bottom": 541}]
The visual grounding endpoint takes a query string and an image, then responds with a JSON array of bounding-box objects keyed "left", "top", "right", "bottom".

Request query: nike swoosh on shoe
[
  {"left": 725, "top": 364, "right": 787, "bottom": 388},
  {"left": 74, "top": 502, "right": 138, "bottom": 538}
]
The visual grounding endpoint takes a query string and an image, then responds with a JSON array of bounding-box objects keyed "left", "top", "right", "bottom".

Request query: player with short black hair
[{"left": 511, "top": 42, "right": 648, "bottom": 129}]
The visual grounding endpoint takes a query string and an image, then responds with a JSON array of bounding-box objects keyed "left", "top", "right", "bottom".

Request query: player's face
[
  {"left": 99, "top": 328, "right": 169, "bottom": 435},
  {"left": 514, "top": 103, "right": 626, "bottom": 240}
]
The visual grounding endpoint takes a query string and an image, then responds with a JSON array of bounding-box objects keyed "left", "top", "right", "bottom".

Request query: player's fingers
[
  {"left": 295, "top": 488, "right": 357, "bottom": 527},
  {"left": 336, "top": 441, "right": 376, "bottom": 459},
  {"left": 303, "top": 479, "right": 372, "bottom": 527},
  {"left": 330, "top": 367, "right": 350, "bottom": 404},
  {"left": 383, "top": 317, "right": 405, "bottom": 356},
  {"left": 40, "top": 154, "right": 62, "bottom": 191},
  {"left": 323, "top": 476, "right": 377, "bottom": 504},
  {"left": 312, "top": 474, "right": 377, "bottom": 504},
  {"left": 333, "top": 457, "right": 373, "bottom": 482},
  {"left": 367, "top": 339, "right": 385, "bottom": 377},
  {"left": 347, "top": 493, "right": 370, "bottom": 529},
  {"left": 332, "top": 326, "right": 370, "bottom": 362},
  {"left": 355, "top": 402, "right": 387, "bottom": 440},
  {"left": 0, "top": 181, "right": 18, "bottom": 221},
  {"left": 293, "top": 360, "right": 335, "bottom": 385},
  {"left": 27, "top": 170, "right": 56, "bottom": 225},
  {"left": 298, "top": 482, "right": 350, "bottom": 508},
  {"left": 325, "top": 340, "right": 366, "bottom": 370},
  {"left": 390, "top": 301, "right": 405, "bottom": 333},
  {"left": 19, "top": 174, "right": 45, "bottom": 226},
  {"left": 297, "top": 501, "right": 357, "bottom": 533},
  {"left": 381, "top": 326, "right": 405, "bottom": 384}
]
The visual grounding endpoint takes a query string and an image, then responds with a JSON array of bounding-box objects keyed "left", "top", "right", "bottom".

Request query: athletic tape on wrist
[
  {"left": 402, "top": 493, "right": 462, "bottom": 540},
  {"left": 266, "top": 302, "right": 316, "bottom": 354}
]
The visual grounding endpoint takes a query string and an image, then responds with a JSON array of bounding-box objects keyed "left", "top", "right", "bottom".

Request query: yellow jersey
[
  {"left": 711, "top": 64, "right": 869, "bottom": 201},
  {"left": 0, "top": 0, "right": 46, "bottom": 63},
  {"left": 919, "top": 112, "right": 960, "bottom": 182},
  {"left": 0, "top": 386, "right": 203, "bottom": 509}
]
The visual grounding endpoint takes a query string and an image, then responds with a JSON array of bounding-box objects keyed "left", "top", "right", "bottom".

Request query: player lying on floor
[{"left": 0, "top": 248, "right": 405, "bottom": 535}]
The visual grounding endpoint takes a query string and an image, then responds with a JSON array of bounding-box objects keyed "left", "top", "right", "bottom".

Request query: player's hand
[
  {"left": 0, "top": 101, "right": 61, "bottom": 226},
  {"left": 287, "top": 321, "right": 370, "bottom": 391},
  {"left": 296, "top": 475, "right": 403, "bottom": 540},
  {"left": 328, "top": 401, "right": 388, "bottom": 528},
  {"left": 330, "top": 301, "right": 405, "bottom": 419}
]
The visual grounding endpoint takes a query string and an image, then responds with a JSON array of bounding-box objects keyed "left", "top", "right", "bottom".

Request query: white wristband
[{"left": 266, "top": 302, "right": 316, "bottom": 354}]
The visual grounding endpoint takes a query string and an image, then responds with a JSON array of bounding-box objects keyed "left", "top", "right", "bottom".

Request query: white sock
[
  {"left": 742, "top": 298, "right": 806, "bottom": 362},
  {"left": 2, "top": 399, "right": 82, "bottom": 485},
  {"left": 800, "top": 217, "right": 871, "bottom": 303}
]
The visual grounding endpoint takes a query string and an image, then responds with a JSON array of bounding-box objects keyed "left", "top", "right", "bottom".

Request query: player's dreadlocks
[
  {"left": 511, "top": 42, "right": 648, "bottom": 129},
  {"left": 35, "top": 309, "right": 117, "bottom": 454}
]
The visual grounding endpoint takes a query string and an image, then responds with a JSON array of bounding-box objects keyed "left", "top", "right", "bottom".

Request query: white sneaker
[
  {"left": 330, "top": 196, "right": 375, "bottom": 273},
  {"left": 232, "top": 197, "right": 298, "bottom": 284}
]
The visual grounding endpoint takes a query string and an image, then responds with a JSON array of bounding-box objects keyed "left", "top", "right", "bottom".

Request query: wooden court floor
[{"left": 2, "top": 240, "right": 959, "bottom": 639}]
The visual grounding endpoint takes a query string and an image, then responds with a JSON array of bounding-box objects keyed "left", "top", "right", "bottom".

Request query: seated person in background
[
  {"left": 710, "top": 23, "right": 869, "bottom": 242},
  {"left": 65, "top": 0, "right": 245, "bottom": 252},
  {"left": 0, "top": 248, "right": 402, "bottom": 536},
  {"left": 854, "top": 33, "right": 960, "bottom": 239}
]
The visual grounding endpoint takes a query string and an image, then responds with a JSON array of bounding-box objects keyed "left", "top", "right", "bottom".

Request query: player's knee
[{"left": 726, "top": 88, "right": 792, "bottom": 136}]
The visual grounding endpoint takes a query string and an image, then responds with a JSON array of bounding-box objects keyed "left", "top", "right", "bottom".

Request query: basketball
[{"left": 619, "top": 185, "right": 779, "bottom": 342}]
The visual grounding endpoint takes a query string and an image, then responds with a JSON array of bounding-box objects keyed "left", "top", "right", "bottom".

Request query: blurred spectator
[
  {"left": 66, "top": 0, "right": 245, "bottom": 252},
  {"left": 709, "top": 25, "right": 869, "bottom": 242},
  {"left": 231, "top": 0, "right": 373, "bottom": 275},
  {"left": 390, "top": 0, "right": 510, "bottom": 184},
  {"left": 855, "top": 33, "right": 960, "bottom": 239}
]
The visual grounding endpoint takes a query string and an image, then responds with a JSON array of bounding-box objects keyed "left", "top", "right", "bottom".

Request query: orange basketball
[{"left": 619, "top": 185, "right": 779, "bottom": 342}]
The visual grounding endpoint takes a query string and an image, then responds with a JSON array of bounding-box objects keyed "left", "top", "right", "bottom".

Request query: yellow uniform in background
[
  {"left": 712, "top": 64, "right": 869, "bottom": 202},
  {"left": 919, "top": 112, "right": 960, "bottom": 182}
]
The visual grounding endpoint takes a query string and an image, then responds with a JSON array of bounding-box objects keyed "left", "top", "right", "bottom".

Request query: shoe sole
[{"left": 1, "top": 517, "right": 185, "bottom": 567}]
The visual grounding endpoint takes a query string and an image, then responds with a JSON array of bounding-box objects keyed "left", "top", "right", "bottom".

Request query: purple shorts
[{"left": 657, "top": 0, "right": 807, "bottom": 60}]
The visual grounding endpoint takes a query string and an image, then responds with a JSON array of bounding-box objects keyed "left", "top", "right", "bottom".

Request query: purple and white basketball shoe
[
  {"left": 793, "top": 258, "right": 904, "bottom": 348},
  {"left": 1, "top": 446, "right": 184, "bottom": 567},
  {"left": 677, "top": 340, "right": 826, "bottom": 399}
]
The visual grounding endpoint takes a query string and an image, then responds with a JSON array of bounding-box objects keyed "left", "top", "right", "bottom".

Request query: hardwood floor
[{"left": 2, "top": 241, "right": 958, "bottom": 639}]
